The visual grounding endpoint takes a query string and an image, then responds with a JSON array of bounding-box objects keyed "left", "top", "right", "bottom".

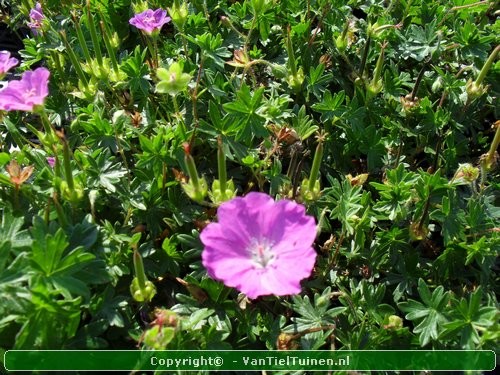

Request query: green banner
[{"left": 4, "top": 350, "right": 495, "bottom": 371}]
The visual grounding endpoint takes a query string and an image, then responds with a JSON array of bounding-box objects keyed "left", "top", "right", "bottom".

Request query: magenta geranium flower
[
  {"left": 129, "top": 9, "right": 171, "bottom": 35},
  {"left": 200, "top": 192, "right": 317, "bottom": 299},
  {"left": 0, "top": 51, "right": 18, "bottom": 78},
  {"left": 27, "top": 2, "right": 44, "bottom": 34},
  {"left": 0, "top": 67, "right": 50, "bottom": 111}
]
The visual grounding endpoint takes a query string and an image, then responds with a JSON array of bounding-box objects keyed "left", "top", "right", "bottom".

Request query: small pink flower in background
[
  {"left": 200, "top": 192, "right": 317, "bottom": 299},
  {"left": 47, "top": 157, "right": 55, "bottom": 168},
  {"left": 28, "top": 2, "right": 44, "bottom": 34},
  {"left": 0, "top": 67, "right": 50, "bottom": 111},
  {"left": 0, "top": 51, "right": 19, "bottom": 78},
  {"left": 129, "top": 9, "right": 171, "bottom": 35}
]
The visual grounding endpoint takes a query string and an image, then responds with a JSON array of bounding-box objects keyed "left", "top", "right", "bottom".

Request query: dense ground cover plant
[{"left": 0, "top": 0, "right": 498, "bottom": 372}]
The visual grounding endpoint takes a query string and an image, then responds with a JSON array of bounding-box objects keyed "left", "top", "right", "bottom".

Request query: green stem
[
  {"left": 411, "top": 59, "right": 429, "bottom": 101},
  {"left": 185, "top": 151, "right": 200, "bottom": 189},
  {"left": 285, "top": 25, "right": 297, "bottom": 77},
  {"left": 73, "top": 13, "right": 92, "bottom": 63},
  {"left": 475, "top": 44, "right": 500, "bottom": 87},
  {"left": 38, "top": 109, "right": 55, "bottom": 136},
  {"left": 100, "top": 21, "right": 120, "bottom": 76},
  {"left": 371, "top": 42, "right": 387, "bottom": 86},
  {"left": 48, "top": 50, "right": 65, "bottom": 82},
  {"left": 62, "top": 138, "right": 75, "bottom": 191},
  {"left": 172, "top": 95, "right": 187, "bottom": 137},
  {"left": 60, "top": 31, "right": 89, "bottom": 89},
  {"left": 144, "top": 36, "right": 158, "bottom": 70},
  {"left": 308, "top": 139, "right": 324, "bottom": 191},
  {"left": 133, "top": 250, "right": 147, "bottom": 289},
  {"left": 484, "top": 121, "right": 500, "bottom": 170},
  {"left": 217, "top": 136, "right": 227, "bottom": 195},
  {"left": 86, "top": 1, "right": 103, "bottom": 68},
  {"left": 244, "top": 14, "right": 257, "bottom": 54},
  {"left": 358, "top": 36, "right": 371, "bottom": 77},
  {"left": 52, "top": 193, "right": 69, "bottom": 227}
]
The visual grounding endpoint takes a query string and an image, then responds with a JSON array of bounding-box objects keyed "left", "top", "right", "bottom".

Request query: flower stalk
[
  {"left": 309, "top": 136, "right": 324, "bottom": 190},
  {"left": 210, "top": 136, "right": 236, "bottom": 204},
  {"left": 301, "top": 132, "right": 325, "bottom": 201},
  {"left": 474, "top": 44, "right": 499, "bottom": 88},
  {"left": 482, "top": 120, "right": 500, "bottom": 172},
  {"left": 182, "top": 143, "right": 208, "bottom": 202},
  {"left": 335, "top": 20, "right": 350, "bottom": 53},
  {"left": 366, "top": 41, "right": 387, "bottom": 100},
  {"left": 86, "top": 1, "right": 104, "bottom": 71},
  {"left": 466, "top": 44, "right": 499, "bottom": 100},
  {"left": 99, "top": 21, "right": 120, "bottom": 78},
  {"left": 285, "top": 25, "right": 304, "bottom": 91},
  {"left": 72, "top": 12, "right": 92, "bottom": 64},
  {"left": 130, "top": 248, "right": 157, "bottom": 303},
  {"left": 217, "top": 136, "right": 227, "bottom": 195},
  {"left": 60, "top": 31, "right": 89, "bottom": 90}
]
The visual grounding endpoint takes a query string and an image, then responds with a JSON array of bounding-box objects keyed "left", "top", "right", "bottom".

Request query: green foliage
[{"left": 0, "top": 0, "right": 498, "bottom": 363}]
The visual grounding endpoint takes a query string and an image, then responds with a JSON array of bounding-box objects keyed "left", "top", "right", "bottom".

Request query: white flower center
[
  {"left": 248, "top": 238, "right": 276, "bottom": 268},
  {"left": 23, "top": 88, "right": 36, "bottom": 99}
]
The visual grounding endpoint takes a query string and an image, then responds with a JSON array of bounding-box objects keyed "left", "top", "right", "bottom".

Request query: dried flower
[
  {"left": 200, "top": 192, "right": 317, "bottom": 299},
  {"left": 0, "top": 51, "right": 18, "bottom": 79},
  {"left": 0, "top": 67, "right": 50, "bottom": 111},
  {"left": 28, "top": 2, "right": 44, "bottom": 35},
  {"left": 6, "top": 160, "right": 34, "bottom": 188},
  {"left": 129, "top": 9, "right": 171, "bottom": 35}
]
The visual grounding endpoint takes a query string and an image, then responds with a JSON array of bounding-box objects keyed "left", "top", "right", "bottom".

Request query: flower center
[
  {"left": 144, "top": 15, "right": 154, "bottom": 24},
  {"left": 23, "top": 88, "right": 36, "bottom": 99},
  {"left": 248, "top": 238, "right": 276, "bottom": 268}
]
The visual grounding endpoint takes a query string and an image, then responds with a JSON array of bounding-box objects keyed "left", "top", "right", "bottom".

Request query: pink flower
[
  {"left": 200, "top": 192, "right": 317, "bottom": 299},
  {"left": 129, "top": 9, "right": 171, "bottom": 35},
  {"left": 27, "top": 2, "right": 44, "bottom": 34},
  {"left": 0, "top": 51, "right": 19, "bottom": 78},
  {"left": 0, "top": 67, "right": 50, "bottom": 111},
  {"left": 47, "top": 157, "right": 55, "bottom": 168}
]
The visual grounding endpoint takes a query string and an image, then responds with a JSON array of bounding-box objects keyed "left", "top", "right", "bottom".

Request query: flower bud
[
  {"left": 465, "top": 78, "right": 488, "bottom": 101},
  {"left": 142, "top": 325, "right": 176, "bottom": 349},
  {"left": 130, "top": 277, "right": 157, "bottom": 302},
  {"left": 251, "top": 0, "right": 267, "bottom": 15},
  {"left": 300, "top": 133, "right": 324, "bottom": 201},
  {"left": 130, "top": 249, "right": 156, "bottom": 303},
  {"left": 335, "top": 33, "right": 347, "bottom": 53},
  {"left": 169, "top": 0, "right": 189, "bottom": 30},
  {"left": 383, "top": 315, "right": 403, "bottom": 330},
  {"left": 181, "top": 145, "right": 208, "bottom": 203},
  {"left": 210, "top": 179, "right": 237, "bottom": 205},
  {"left": 300, "top": 177, "right": 321, "bottom": 202},
  {"left": 287, "top": 67, "right": 304, "bottom": 92},
  {"left": 60, "top": 180, "right": 85, "bottom": 203},
  {"left": 409, "top": 221, "right": 428, "bottom": 241},
  {"left": 453, "top": 163, "right": 480, "bottom": 184},
  {"left": 431, "top": 76, "right": 443, "bottom": 93}
]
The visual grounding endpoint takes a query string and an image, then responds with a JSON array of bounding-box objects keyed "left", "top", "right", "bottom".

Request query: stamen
[{"left": 248, "top": 238, "right": 276, "bottom": 268}]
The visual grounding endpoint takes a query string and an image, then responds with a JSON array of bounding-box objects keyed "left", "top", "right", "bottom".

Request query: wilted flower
[
  {"left": 0, "top": 67, "right": 50, "bottom": 111},
  {"left": 28, "top": 2, "right": 44, "bottom": 35},
  {"left": 129, "top": 9, "right": 171, "bottom": 35},
  {"left": 200, "top": 192, "right": 317, "bottom": 299},
  {"left": 6, "top": 160, "right": 34, "bottom": 188},
  {"left": 0, "top": 51, "right": 19, "bottom": 79}
]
